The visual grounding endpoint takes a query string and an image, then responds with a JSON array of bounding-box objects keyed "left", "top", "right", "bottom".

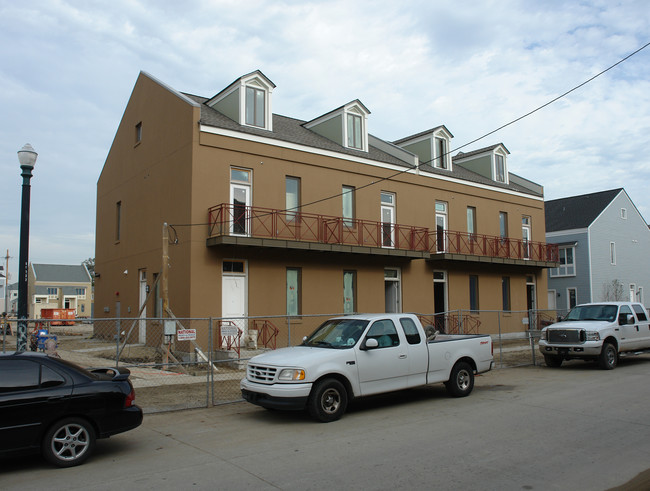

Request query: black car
[{"left": 0, "top": 351, "right": 143, "bottom": 467}]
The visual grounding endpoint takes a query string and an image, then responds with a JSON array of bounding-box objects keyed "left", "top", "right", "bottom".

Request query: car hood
[
  {"left": 249, "top": 346, "right": 347, "bottom": 367},
  {"left": 546, "top": 320, "right": 611, "bottom": 330}
]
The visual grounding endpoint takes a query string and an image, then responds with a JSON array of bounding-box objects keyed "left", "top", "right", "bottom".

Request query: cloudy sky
[{"left": 1, "top": 0, "right": 649, "bottom": 282}]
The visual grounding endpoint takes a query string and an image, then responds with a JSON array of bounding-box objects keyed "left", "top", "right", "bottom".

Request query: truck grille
[
  {"left": 547, "top": 329, "right": 582, "bottom": 343},
  {"left": 247, "top": 364, "right": 277, "bottom": 383}
]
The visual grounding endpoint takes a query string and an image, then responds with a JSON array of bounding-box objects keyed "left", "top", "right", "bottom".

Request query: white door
[
  {"left": 522, "top": 216, "right": 531, "bottom": 259},
  {"left": 230, "top": 184, "right": 251, "bottom": 236},
  {"left": 222, "top": 275, "right": 247, "bottom": 337},
  {"left": 138, "top": 270, "right": 147, "bottom": 344},
  {"left": 435, "top": 201, "right": 447, "bottom": 253}
]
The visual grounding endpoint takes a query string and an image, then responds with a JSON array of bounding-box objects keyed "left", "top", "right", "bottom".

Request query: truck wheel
[
  {"left": 42, "top": 417, "right": 96, "bottom": 467},
  {"left": 544, "top": 355, "right": 563, "bottom": 368},
  {"left": 598, "top": 342, "right": 618, "bottom": 370},
  {"left": 308, "top": 378, "right": 348, "bottom": 422},
  {"left": 446, "top": 361, "right": 474, "bottom": 397}
]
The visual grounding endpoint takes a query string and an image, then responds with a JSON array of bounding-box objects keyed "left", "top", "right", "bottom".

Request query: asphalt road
[{"left": 2, "top": 357, "right": 650, "bottom": 490}]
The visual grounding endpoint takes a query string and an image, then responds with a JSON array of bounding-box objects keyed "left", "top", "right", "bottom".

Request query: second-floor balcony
[{"left": 207, "top": 203, "right": 559, "bottom": 266}]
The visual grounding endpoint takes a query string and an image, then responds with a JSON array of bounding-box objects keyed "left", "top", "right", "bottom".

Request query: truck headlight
[
  {"left": 585, "top": 331, "right": 600, "bottom": 341},
  {"left": 539, "top": 330, "right": 546, "bottom": 341},
  {"left": 278, "top": 368, "right": 306, "bottom": 381}
]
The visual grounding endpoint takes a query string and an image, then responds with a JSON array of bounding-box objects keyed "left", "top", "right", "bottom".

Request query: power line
[{"left": 171, "top": 40, "right": 650, "bottom": 230}]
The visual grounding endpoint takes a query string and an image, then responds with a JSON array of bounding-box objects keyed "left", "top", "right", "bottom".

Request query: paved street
[{"left": 2, "top": 357, "right": 650, "bottom": 490}]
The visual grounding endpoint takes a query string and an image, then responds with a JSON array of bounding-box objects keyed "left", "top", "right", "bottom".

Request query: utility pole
[{"left": 162, "top": 223, "right": 170, "bottom": 316}]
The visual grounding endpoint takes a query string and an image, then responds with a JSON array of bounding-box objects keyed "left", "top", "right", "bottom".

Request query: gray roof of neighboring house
[
  {"left": 544, "top": 188, "right": 623, "bottom": 233},
  {"left": 32, "top": 264, "right": 92, "bottom": 283},
  {"left": 453, "top": 143, "right": 510, "bottom": 160},
  {"left": 184, "top": 93, "right": 542, "bottom": 197}
]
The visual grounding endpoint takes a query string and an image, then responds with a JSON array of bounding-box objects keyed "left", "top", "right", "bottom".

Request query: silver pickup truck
[
  {"left": 241, "top": 313, "right": 493, "bottom": 422},
  {"left": 539, "top": 301, "right": 650, "bottom": 369}
]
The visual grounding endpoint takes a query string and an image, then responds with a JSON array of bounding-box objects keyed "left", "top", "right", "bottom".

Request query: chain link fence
[{"left": 1, "top": 309, "right": 568, "bottom": 413}]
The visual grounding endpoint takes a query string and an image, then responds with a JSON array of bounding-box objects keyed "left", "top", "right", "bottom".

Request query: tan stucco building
[
  {"left": 95, "top": 70, "right": 557, "bottom": 345},
  {"left": 28, "top": 263, "right": 93, "bottom": 318}
]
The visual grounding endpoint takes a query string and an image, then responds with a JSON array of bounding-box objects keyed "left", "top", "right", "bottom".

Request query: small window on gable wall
[
  {"left": 135, "top": 122, "right": 142, "bottom": 144},
  {"left": 621, "top": 208, "right": 627, "bottom": 219}
]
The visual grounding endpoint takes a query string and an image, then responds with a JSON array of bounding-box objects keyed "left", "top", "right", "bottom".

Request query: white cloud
[{"left": 1, "top": 0, "right": 649, "bottom": 277}]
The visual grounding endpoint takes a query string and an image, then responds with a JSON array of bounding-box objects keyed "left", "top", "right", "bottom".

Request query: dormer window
[
  {"left": 245, "top": 86, "right": 265, "bottom": 127},
  {"left": 304, "top": 100, "right": 370, "bottom": 152},
  {"left": 206, "top": 70, "right": 275, "bottom": 131},
  {"left": 495, "top": 154, "right": 505, "bottom": 182},
  {"left": 347, "top": 113, "right": 363, "bottom": 149},
  {"left": 435, "top": 137, "right": 447, "bottom": 169}
]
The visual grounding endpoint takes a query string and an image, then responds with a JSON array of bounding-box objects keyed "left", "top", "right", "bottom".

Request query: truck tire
[
  {"left": 544, "top": 355, "right": 563, "bottom": 368},
  {"left": 445, "top": 361, "right": 474, "bottom": 397},
  {"left": 598, "top": 342, "right": 618, "bottom": 370},
  {"left": 308, "top": 378, "right": 348, "bottom": 422}
]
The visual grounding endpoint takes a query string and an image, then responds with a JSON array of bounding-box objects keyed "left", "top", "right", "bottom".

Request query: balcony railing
[
  {"left": 430, "top": 230, "right": 559, "bottom": 262},
  {"left": 208, "top": 203, "right": 430, "bottom": 252},
  {"left": 207, "top": 203, "right": 559, "bottom": 263}
]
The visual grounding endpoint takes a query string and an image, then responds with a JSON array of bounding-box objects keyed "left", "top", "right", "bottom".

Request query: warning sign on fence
[{"left": 177, "top": 329, "right": 197, "bottom": 341}]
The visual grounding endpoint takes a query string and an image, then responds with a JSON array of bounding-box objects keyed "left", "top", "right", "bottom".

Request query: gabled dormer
[
  {"left": 393, "top": 125, "right": 453, "bottom": 171},
  {"left": 303, "top": 100, "right": 370, "bottom": 152},
  {"left": 206, "top": 70, "right": 275, "bottom": 131},
  {"left": 453, "top": 143, "right": 510, "bottom": 185}
]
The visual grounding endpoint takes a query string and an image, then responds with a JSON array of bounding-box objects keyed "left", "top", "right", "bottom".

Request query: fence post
[
  {"left": 459, "top": 309, "right": 463, "bottom": 334},
  {"left": 529, "top": 309, "right": 537, "bottom": 366},
  {"left": 208, "top": 317, "right": 213, "bottom": 407},
  {"left": 497, "top": 311, "right": 503, "bottom": 367},
  {"left": 115, "top": 303, "right": 121, "bottom": 368},
  {"left": 287, "top": 316, "right": 291, "bottom": 347}
]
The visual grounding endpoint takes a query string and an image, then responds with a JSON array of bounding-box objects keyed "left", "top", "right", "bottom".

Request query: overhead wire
[{"left": 169, "top": 40, "right": 650, "bottom": 233}]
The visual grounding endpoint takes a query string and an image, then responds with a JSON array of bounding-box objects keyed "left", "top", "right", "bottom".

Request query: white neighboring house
[
  {"left": 545, "top": 188, "right": 650, "bottom": 312},
  {"left": 28, "top": 264, "right": 93, "bottom": 318}
]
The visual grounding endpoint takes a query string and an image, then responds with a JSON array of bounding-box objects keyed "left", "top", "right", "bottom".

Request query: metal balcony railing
[{"left": 207, "top": 203, "right": 559, "bottom": 262}]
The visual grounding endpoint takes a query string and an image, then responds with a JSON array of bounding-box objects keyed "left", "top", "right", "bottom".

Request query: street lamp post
[{"left": 16, "top": 143, "right": 38, "bottom": 352}]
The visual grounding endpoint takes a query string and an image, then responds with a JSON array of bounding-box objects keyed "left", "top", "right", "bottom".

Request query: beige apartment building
[
  {"left": 28, "top": 263, "right": 93, "bottom": 318},
  {"left": 95, "top": 70, "right": 557, "bottom": 344}
]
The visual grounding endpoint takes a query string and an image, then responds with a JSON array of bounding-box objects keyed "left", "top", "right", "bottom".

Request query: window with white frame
[
  {"left": 245, "top": 86, "right": 265, "bottom": 128},
  {"left": 347, "top": 113, "right": 363, "bottom": 149},
  {"left": 550, "top": 246, "right": 575, "bottom": 277},
  {"left": 621, "top": 208, "right": 627, "bottom": 219},
  {"left": 342, "top": 185, "right": 355, "bottom": 227},
  {"left": 610, "top": 242, "right": 616, "bottom": 265},
  {"left": 567, "top": 287, "right": 577, "bottom": 309},
  {"left": 47, "top": 287, "right": 58, "bottom": 297},
  {"left": 75, "top": 288, "right": 86, "bottom": 299},
  {"left": 494, "top": 154, "right": 506, "bottom": 182},
  {"left": 435, "top": 136, "right": 448, "bottom": 169}
]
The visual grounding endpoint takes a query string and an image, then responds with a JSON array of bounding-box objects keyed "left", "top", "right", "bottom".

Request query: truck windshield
[
  {"left": 302, "top": 319, "right": 369, "bottom": 349},
  {"left": 564, "top": 305, "right": 618, "bottom": 322}
]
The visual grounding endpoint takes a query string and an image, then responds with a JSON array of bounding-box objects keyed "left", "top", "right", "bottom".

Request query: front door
[
  {"left": 380, "top": 192, "right": 395, "bottom": 248},
  {"left": 433, "top": 271, "right": 447, "bottom": 333},
  {"left": 222, "top": 260, "right": 247, "bottom": 340},
  {"left": 357, "top": 319, "right": 409, "bottom": 395},
  {"left": 384, "top": 268, "right": 401, "bottom": 313}
]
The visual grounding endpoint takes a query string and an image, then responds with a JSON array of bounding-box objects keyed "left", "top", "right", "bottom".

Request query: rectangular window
[
  {"left": 567, "top": 287, "right": 577, "bottom": 309},
  {"left": 285, "top": 177, "right": 300, "bottom": 221},
  {"left": 435, "top": 137, "right": 447, "bottom": 169},
  {"left": 75, "top": 288, "right": 86, "bottom": 298},
  {"left": 343, "top": 271, "right": 356, "bottom": 314},
  {"left": 47, "top": 287, "right": 58, "bottom": 296},
  {"left": 245, "top": 86, "right": 265, "bottom": 127},
  {"left": 499, "top": 212, "right": 508, "bottom": 240},
  {"left": 342, "top": 186, "right": 355, "bottom": 227},
  {"left": 467, "top": 206, "right": 476, "bottom": 239},
  {"left": 223, "top": 260, "right": 245, "bottom": 273},
  {"left": 621, "top": 208, "right": 627, "bottom": 219},
  {"left": 550, "top": 246, "right": 576, "bottom": 277},
  {"left": 135, "top": 122, "right": 142, "bottom": 144},
  {"left": 469, "top": 275, "right": 479, "bottom": 312},
  {"left": 115, "top": 201, "right": 122, "bottom": 241},
  {"left": 347, "top": 113, "right": 362, "bottom": 149},
  {"left": 502, "top": 277, "right": 511, "bottom": 311},
  {"left": 610, "top": 242, "right": 616, "bottom": 265},
  {"left": 495, "top": 154, "right": 505, "bottom": 182},
  {"left": 286, "top": 268, "right": 301, "bottom": 317}
]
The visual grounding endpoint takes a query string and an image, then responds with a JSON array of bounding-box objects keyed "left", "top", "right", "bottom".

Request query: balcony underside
[
  {"left": 427, "top": 252, "right": 557, "bottom": 268},
  {"left": 206, "top": 235, "right": 429, "bottom": 259}
]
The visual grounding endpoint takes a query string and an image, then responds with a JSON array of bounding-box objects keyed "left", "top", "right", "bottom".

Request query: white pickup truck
[
  {"left": 240, "top": 313, "right": 493, "bottom": 422},
  {"left": 539, "top": 301, "right": 650, "bottom": 369}
]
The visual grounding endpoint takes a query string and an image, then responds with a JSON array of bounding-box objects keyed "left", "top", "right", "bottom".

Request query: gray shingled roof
[
  {"left": 185, "top": 93, "right": 541, "bottom": 197},
  {"left": 544, "top": 189, "right": 623, "bottom": 232},
  {"left": 32, "top": 264, "right": 91, "bottom": 283},
  {"left": 392, "top": 125, "right": 453, "bottom": 144},
  {"left": 453, "top": 143, "right": 510, "bottom": 160}
]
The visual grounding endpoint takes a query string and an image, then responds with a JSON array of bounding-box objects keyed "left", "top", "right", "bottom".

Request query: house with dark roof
[
  {"left": 545, "top": 188, "right": 650, "bottom": 311},
  {"left": 95, "top": 70, "right": 557, "bottom": 346},
  {"left": 28, "top": 263, "right": 93, "bottom": 318}
]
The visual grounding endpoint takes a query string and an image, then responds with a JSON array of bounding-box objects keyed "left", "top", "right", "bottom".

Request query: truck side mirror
[{"left": 361, "top": 338, "right": 379, "bottom": 350}]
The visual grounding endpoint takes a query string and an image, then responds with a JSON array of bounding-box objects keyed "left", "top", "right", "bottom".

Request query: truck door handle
[
  {"left": 635, "top": 325, "right": 639, "bottom": 331},
  {"left": 399, "top": 354, "right": 407, "bottom": 359}
]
